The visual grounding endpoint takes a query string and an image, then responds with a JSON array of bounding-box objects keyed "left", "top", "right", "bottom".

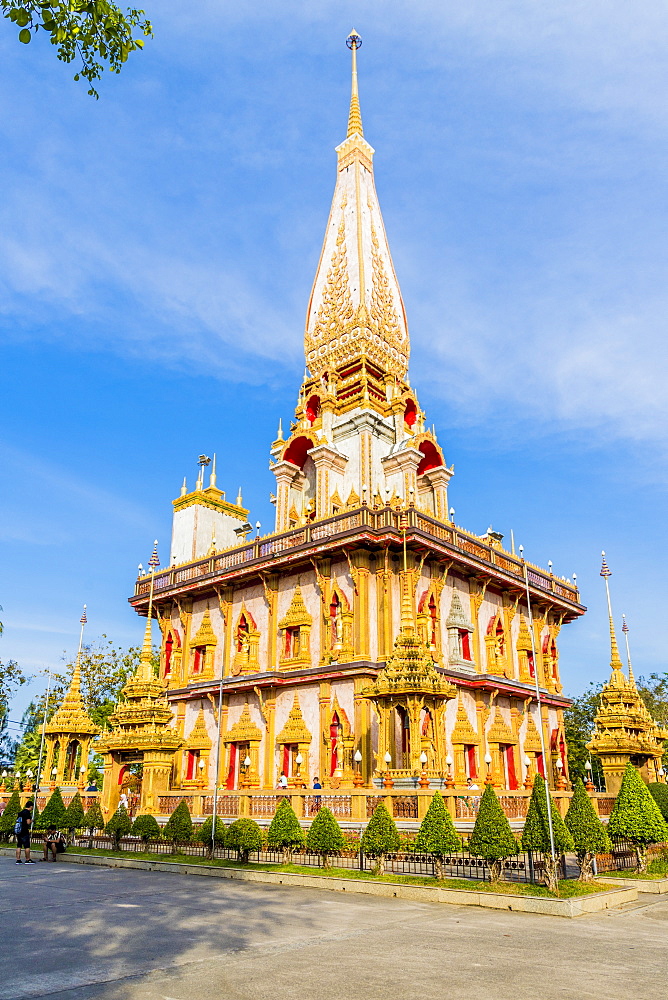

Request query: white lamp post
[
  {"left": 353, "top": 748, "right": 363, "bottom": 787},
  {"left": 484, "top": 752, "right": 493, "bottom": 785},
  {"left": 383, "top": 750, "right": 393, "bottom": 789}
]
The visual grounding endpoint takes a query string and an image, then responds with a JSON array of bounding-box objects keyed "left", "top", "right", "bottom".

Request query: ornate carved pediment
[
  {"left": 522, "top": 713, "right": 543, "bottom": 752},
  {"left": 451, "top": 697, "right": 479, "bottom": 746},
  {"left": 276, "top": 694, "right": 312, "bottom": 746},
  {"left": 189, "top": 609, "right": 217, "bottom": 649},
  {"left": 486, "top": 706, "right": 517, "bottom": 745},
  {"left": 278, "top": 586, "right": 312, "bottom": 630},
  {"left": 184, "top": 707, "right": 213, "bottom": 751},
  {"left": 223, "top": 703, "right": 263, "bottom": 745}
]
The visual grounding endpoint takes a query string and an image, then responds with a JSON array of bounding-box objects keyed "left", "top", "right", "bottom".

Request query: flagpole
[{"left": 520, "top": 550, "right": 556, "bottom": 868}]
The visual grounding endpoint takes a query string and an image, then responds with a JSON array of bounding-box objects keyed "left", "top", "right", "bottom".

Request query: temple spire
[
  {"left": 621, "top": 614, "right": 636, "bottom": 687},
  {"left": 346, "top": 30, "right": 363, "bottom": 138},
  {"left": 139, "top": 540, "right": 160, "bottom": 680},
  {"left": 600, "top": 552, "right": 625, "bottom": 685}
]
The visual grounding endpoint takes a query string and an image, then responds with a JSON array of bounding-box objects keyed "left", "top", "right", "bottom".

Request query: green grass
[
  {"left": 60, "top": 847, "right": 611, "bottom": 898},
  {"left": 600, "top": 860, "right": 668, "bottom": 880}
]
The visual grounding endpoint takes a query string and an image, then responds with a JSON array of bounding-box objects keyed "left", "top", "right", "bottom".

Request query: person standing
[{"left": 15, "top": 800, "right": 35, "bottom": 864}]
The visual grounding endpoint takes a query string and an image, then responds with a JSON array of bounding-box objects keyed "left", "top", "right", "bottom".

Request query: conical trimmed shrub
[
  {"left": 608, "top": 764, "right": 668, "bottom": 872},
  {"left": 226, "top": 817, "right": 262, "bottom": 862},
  {"left": 163, "top": 800, "right": 193, "bottom": 845},
  {"left": 306, "top": 807, "right": 344, "bottom": 868},
  {"left": 521, "top": 774, "right": 573, "bottom": 893},
  {"left": 415, "top": 792, "right": 461, "bottom": 879},
  {"left": 37, "top": 788, "right": 67, "bottom": 831},
  {"left": 83, "top": 800, "right": 104, "bottom": 832},
  {"left": 468, "top": 784, "right": 517, "bottom": 883},
  {"left": 267, "top": 798, "right": 305, "bottom": 863},
  {"left": 105, "top": 804, "right": 132, "bottom": 848},
  {"left": 131, "top": 814, "right": 161, "bottom": 844},
  {"left": 197, "top": 815, "right": 226, "bottom": 857},
  {"left": 564, "top": 779, "right": 610, "bottom": 881},
  {"left": 361, "top": 801, "right": 400, "bottom": 875},
  {"left": 648, "top": 782, "right": 668, "bottom": 823},
  {"left": 64, "top": 792, "right": 85, "bottom": 835},
  {"left": 0, "top": 790, "right": 21, "bottom": 839}
]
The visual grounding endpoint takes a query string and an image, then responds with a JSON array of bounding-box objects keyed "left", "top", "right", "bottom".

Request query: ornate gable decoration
[
  {"left": 276, "top": 694, "right": 312, "bottom": 745},
  {"left": 278, "top": 586, "right": 312, "bottom": 630},
  {"left": 190, "top": 609, "right": 217, "bottom": 649},
  {"left": 184, "top": 707, "right": 212, "bottom": 751},
  {"left": 446, "top": 590, "right": 472, "bottom": 630},
  {"left": 45, "top": 666, "right": 100, "bottom": 738},
  {"left": 450, "top": 697, "right": 479, "bottom": 746},
  {"left": 223, "top": 703, "right": 263, "bottom": 745},
  {"left": 486, "top": 706, "right": 517, "bottom": 745},
  {"left": 523, "top": 713, "right": 543, "bottom": 752}
]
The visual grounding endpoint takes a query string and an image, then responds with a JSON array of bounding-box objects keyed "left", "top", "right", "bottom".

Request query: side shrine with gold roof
[{"left": 97, "top": 33, "right": 593, "bottom": 820}]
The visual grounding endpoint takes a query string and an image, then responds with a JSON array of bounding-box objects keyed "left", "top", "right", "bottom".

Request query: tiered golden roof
[{"left": 45, "top": 664, "right": 100, "bottom": 738}]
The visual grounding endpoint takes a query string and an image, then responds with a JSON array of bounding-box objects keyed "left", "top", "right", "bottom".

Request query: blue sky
[{"left": 1, "top": 1, "right": 667, "bottom": 724}]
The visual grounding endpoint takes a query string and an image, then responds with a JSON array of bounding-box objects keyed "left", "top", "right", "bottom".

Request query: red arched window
[
  {"left": 329, "top": 712, "right": 342, "bottom": 776},
  {"left": 459, "top": 629, "right": 471, "bottom": 661},
  {"left": 428, "top": 594, "right": 437, "bottom": 647},
  {"left": 527, "top": 650, "right": 535, "bottom": 678},
  {"left": 330, "top": 593, "right": 341, "bottom": 646},
  {"left": 283, "top": 436, "right": 314, "bottom": 469},
  {"left": 417, "top": 440, "right": 444, "bottom": 476},
  {"left": 305, "top": 395, "right": 321, "bottom": 424},
  {"left": 237, "top": 614, "right": 249, "bottom": 652},
  {"left": 193, "top": 646, "right": 205, "bottom": 673},
  {"left": 404, "top": 399, "right": 417, "bottom": 427},
  {"left": 164, "top": 633, "right": 173, "bottom": 677},
  {"left": 495, "top": 619, "right": 505, "bottom": 656}
]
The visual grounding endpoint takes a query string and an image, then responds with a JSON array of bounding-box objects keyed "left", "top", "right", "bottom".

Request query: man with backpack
[{"left": 15, "top": 800, "right": 35, "bottom": 864}]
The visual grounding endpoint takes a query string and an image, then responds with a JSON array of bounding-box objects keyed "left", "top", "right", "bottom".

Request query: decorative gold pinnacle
[{"left": 346, "top": 30, "right": 364, "bottom": 138}]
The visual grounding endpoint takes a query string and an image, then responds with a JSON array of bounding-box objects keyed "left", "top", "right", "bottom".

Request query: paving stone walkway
[{"left": 1, "top": 856, "right": 664, "bottom": 1000}]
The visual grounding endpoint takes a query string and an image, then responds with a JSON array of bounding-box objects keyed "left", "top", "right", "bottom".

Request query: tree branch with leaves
[{"left": 2, "top": 0, "right": 152, "bottom": 97}]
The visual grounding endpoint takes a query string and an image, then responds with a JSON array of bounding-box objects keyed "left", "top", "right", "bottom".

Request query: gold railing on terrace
[
  {"left": 153, "top": 788, "right": 612, "bottom": 824},
  {"left": 135, "top": 507, "right": 579, "bottom": 604}
]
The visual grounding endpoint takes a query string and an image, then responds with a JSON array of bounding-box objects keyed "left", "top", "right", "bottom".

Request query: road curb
[{"left": 1, "top": 848, "right": 637, "bottom": 917}]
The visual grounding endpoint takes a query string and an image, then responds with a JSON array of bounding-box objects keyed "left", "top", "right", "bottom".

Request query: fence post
[
  {"left": 291, "top": 794, "right": 305, "bottom": 818},
  {"left": 528, "top": 850, "right": 535, "bottom": 884},
  {"left": 239, "top": 794, "right": 250, "bottom": 817},
  {"left": 351, "top": 792, "right": 366, "bottom": 822},
  {"left": 417, "top": 790, "right": 430, "bottom": 820},
  {"left": 444, "top": 792, "right": 456, "bottom": 821}
]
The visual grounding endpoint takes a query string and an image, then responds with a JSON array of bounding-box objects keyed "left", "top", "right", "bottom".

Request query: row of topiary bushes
[{"left": 2, "top": 764, "right": 666, "bottom": 892}]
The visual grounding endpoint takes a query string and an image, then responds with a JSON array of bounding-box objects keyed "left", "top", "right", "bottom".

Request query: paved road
[{"left": 2, "top": 856, "right": 665, "bottom": 1000}]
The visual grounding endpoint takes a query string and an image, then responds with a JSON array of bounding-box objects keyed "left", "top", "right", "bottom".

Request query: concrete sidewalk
[{"left": 1, "top": 855, "right": 665, "bottom": 1000}]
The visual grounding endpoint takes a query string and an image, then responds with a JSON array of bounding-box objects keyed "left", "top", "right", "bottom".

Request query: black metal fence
[{"left": 30, "top": 832, "right": 563, "bottom": 885}]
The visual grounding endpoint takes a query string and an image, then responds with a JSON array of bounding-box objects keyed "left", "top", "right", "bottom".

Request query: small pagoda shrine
[
  {"left": 363, "top": 576, "right": 456, "bottom": 786},
  {"left": 97, "top": 560, "right": 183, "bottom": 817},
  {"left": 42, "top": 663, "right": 100, "bottom": 792},
  {"left": 588, "top": 555, "right": 667, "bottom": 793}
]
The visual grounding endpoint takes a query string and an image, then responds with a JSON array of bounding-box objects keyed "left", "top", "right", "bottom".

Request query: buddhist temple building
[
  {"left": 588, "top": 556, "right": 667, "bottom": 793},
  {"left": 112, "top": 32, "right": 586, "bottom": 816}
]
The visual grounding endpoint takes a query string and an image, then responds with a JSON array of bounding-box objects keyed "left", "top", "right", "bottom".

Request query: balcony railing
[{"left": 134, "top": 506, "right": 580, "bottom": 605}]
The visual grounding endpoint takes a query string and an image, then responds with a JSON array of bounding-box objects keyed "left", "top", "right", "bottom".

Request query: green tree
[
  {"left": 12, "top": 638, "right": 158, "bottom": 777},
  {"left": 468, "top": 784, "right": 518, "bottom": 884},
  {"left": 563, "top": 682, "right": 604, "bottom": 786},
  {"left": 564, "top": 779, "right": 611, "bottom": 881},
  {"left": 82, "top": 800, "right": 104, "bottom": 848},
  {"left": 197, "top": 815, "right": 226, "bottom": 858},
  {"left": 306, "top": 807, "right": 344, "bottom": 869},
  {"left": 131, "top": 814, "right": 161, "bottom": 844},
  {"left": 105, "top": 803, "right": 132, "bottom": 848},
  {"left": 415, "top": 792, "right": 461, "bottom": 880},
  {"left": 648, "top": 782, "right": 668, "bottom": 823},
  {"left": 0, "top": 789, "right": 21, "bottom": 840},
  {"left": 267, "top": 798, "right": 305, "bottom": 864},
  {"left": 608, "top": 764, "right": 668, "bottom": 872},
  {"left": 0, "top": 656, "right": 28, "bottom": 765},
  {"left": 521, "top": 775, "right": 574, "bottom": 893},
  {"left": 1, "top": 0, "right": 152, "bottom": 98},
  {"left": 226, "top": 817, "right": 262, "bottom": 863},
  {"left": 64, "top": 791, "right": 85, "bottom": 842},
  {"left": 361, "top": 801, "right": 400, "bottom": 876},
  {"left": 37, "top": 787, "right": 67, "bottom": 831},
  {"left": 163, "top": 800, "right": 193, "bottom": 846}
]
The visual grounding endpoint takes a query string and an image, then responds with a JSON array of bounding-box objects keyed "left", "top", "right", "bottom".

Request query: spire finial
[
  {"left": 346, "top": 30, "right": 363, "bottom": 138},
  {"left": 210, "top": 453, "right": 217, "bottom": 488},
  {"left": 140, "top": 541, "right": 160, "bottom": 680},
  {"left": 621, "top": 614, "right": 636, "bottom": 687},
  {"left": 600, "top": 551, "right": 624, "bottom": 683}
]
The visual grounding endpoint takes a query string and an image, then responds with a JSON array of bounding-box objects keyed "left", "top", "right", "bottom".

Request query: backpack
[{"left": 14, "top": 816, "right": 23, "bottom": 835}]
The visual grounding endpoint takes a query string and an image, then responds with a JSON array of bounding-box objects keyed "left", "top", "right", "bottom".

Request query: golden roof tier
[
  {"left": 304, "top": 30, "right": 409, "bottom": 380},
  {"left": 587, "top": 555, "right": 668, "bottom": 793}
]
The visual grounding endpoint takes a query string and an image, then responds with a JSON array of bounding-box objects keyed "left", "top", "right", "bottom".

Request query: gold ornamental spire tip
[{"left": 346, "top": 29, "right": 364, "bottom": 139}]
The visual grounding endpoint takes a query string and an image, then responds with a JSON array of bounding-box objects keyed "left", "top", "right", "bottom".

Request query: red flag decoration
[
  {"left": 148, "top": 540, "right": 160, "bottom": 570},
  {"left": 80, "top": 605, "right": 87, "bottom": 625},
  {"left": 600, "top": 551, "right": 611, "bottom": 578}
]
